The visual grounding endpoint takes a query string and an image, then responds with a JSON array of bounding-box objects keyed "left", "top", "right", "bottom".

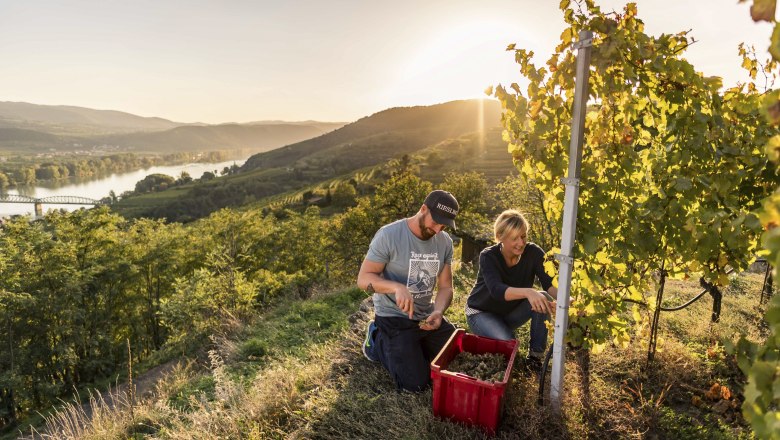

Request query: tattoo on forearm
[{"left": 366, "top": 283, "right": 375, "bottom": 293}]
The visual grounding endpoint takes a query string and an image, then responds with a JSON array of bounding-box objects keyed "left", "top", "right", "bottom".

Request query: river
[{"left": 0, "top": 159, "right": 246, "bottom": 217}]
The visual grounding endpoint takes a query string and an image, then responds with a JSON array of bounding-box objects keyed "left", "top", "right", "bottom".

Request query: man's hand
[
  {"left": 394, "top": 286, "right": 414, "bottom": 319},
  {"left": 419, "top": 310, "right": 443, "bottom": 330}
]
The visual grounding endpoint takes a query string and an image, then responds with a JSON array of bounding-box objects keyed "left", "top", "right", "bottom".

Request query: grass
[{"left": 27, "top": 270, "right": 771, "bottom": 439}]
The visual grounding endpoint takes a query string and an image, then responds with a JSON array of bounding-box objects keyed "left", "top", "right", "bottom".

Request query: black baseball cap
[{"left": 424, "top": 190, "right": 459, "bottom": 229}]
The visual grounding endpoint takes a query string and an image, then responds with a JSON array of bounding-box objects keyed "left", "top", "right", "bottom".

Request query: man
[{"left": 357, "top": 189, "right": 459, "bottom": 392}]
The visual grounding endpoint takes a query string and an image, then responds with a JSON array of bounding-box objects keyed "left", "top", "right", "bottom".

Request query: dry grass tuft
[
  {"left": 32, "top": 276, "right": 766, "bottom": 439},
  {"left": 25, "top": 387, "right": 160, "bottom": 440}
]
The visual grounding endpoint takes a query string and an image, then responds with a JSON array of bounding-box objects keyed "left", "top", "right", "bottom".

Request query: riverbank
[
  {"left": 0, "top": 150, "right": 248, "bottom": 190},
  {"left": 0, "top": 157, "right": 246, "bottom": 218}
]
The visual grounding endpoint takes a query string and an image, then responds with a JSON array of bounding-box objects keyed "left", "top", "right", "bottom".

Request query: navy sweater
[{"left": 466, "top": 243, "right": 553, "bottom": 315}]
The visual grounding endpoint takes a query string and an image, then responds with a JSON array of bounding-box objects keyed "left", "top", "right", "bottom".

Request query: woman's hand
[{"left": 528, "top": 289, "right": 555, "bottom": 315}]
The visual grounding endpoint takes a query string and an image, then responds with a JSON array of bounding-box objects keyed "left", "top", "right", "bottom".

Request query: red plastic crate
[{"left": 430, "top": 329, "right": 518, "bottom": 435}]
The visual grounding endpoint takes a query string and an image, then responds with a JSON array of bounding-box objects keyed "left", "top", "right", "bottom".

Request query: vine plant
[
  {"left": 493, "top": 0, "right": 777, "bottom": 363},
  {"left": 732, "top": 0, "right": 780, "bottom": 437}
]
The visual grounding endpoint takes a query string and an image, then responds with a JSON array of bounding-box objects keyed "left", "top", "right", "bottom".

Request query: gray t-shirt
[{"left": 365, "top": 218, "right": 453, "bottom": 320}]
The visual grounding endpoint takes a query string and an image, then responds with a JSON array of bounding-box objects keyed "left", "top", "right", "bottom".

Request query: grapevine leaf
[
  {"left": 771, "top": 23, "right": 780, "bottom": 61},
  {"left": 766, "top": 135, "right": 780, "bottom": 163},
  {"left": 561, "top": 28, "right": 573, "bottom": 46},
  {"left": 751, "top": 0, "right": 777, "bottom": 22}
]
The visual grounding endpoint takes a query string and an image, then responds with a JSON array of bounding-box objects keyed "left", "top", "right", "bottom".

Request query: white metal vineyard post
[{"left": 550, "top": 30, "right": 592, "bottom": 412}]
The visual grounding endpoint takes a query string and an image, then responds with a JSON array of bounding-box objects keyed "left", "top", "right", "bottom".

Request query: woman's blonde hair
[{"left": 494, "top": 209, "right": 529, "bottom": 242}]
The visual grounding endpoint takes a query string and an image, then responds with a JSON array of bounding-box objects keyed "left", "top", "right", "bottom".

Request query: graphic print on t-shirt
[{"left": 407, "top": 255, "right": 439, "bottom": 298}]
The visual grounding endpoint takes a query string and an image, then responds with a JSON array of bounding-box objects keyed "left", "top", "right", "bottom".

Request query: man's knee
[{"left": 396, "top": 372, "right": 430, "bottom": 393}]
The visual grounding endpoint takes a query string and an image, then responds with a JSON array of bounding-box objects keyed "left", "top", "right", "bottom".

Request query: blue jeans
[
  {"left": 467, "top": 300, "right": 549, "bottom": 355},
  {"left": 366, "top": 315, "right": 456, "bottom": 392}
]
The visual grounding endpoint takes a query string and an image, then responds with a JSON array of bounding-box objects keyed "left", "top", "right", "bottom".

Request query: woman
[{"left": 465, "top": 209, "right": 558, "bottom": 371}]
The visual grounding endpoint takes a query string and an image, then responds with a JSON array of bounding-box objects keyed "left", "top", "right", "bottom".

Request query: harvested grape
[{"left": 444, "top": 352, "right": 507, "bottom": 382}]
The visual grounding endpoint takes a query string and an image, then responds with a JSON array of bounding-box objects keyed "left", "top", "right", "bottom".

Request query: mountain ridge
[
  {"left": 0, "top": 101, "right": 345, "bottom": 154},
  {"left": 241, "top": 99, "right": 502, "bottom": 172},
  {"left": 0, "top": 101, "right": 182, "bottom": 134},
  {"left": 115, "top": 99, "right": 507, "bottom": 221}
]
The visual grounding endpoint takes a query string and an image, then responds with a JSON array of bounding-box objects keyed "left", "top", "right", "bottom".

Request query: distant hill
[
  {"left": 97, "top": 122, "right": 345, "bottom": 154},
  {"left": 114, "top": 99, "right": 507, "bottom": 222},
  {"left": 0, "top": 127, "right": 61, "bottom": 143},
  {"left": 0, "top": 101, "right": 182, "bottom": 135},
  {"left": 246, "top": 120, "right": 345, "bottom": 132},
  {"left": 242, "top": 99, "right": 502, "bottom": 172},
  {"left": 0, "top": 101, "right": 345, "bottom": 154}
]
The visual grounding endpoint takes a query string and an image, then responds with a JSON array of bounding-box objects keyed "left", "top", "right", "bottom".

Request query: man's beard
[{"left": 418, "top": 216, "right": 436, "bottom": 240}]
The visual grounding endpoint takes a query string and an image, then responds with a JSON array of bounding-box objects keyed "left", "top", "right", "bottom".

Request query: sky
[{"left": 0, "top": 0, "right": 773, "bottom": 124}]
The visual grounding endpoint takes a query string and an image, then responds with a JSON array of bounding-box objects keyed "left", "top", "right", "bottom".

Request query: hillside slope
[
  {"left": 112, "top": 99, "right": 505, "bottom": 221},
  {"left": 97, "top": 122, "right": 344, "bottom": 154},
  {"left": 0, "top": 101, "right": 181, "bottom": 134},
  {"left": 26, "top": 272, "right": 768, "bottom": 439},
  {"left": 0, "top": 101, "right": 344, "bottom": 154},
  {"left": 241, "top": 99, "right": 501, "bottom": 172}
]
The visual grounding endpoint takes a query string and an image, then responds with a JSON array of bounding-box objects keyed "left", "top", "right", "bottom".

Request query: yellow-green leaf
[
  {"left": 591, "top": 341, "right": 607, "bottom": 354},
  {"left": 561, "top": 28, "right": 573, "bottom": 46},
  {"left": 771, "top": 23, "right": 780, "bottom": 61},
  {"left": 763, "top": 91, "right": 780, "bottom": 125},
  {"left": 703, "top": 76, "right": 723, "bottom": 90},
  {"left": 628, "top": 286, "right": 643, "bottom": 301},
  {"left": 632, "top": 304, "right": 642, "bottom": 322},
  {"left": 766, "top": 135, "right": 780, "bottom": 163},
  {"left": 544, "top": 260, "right": 557, "bottom": 276}
]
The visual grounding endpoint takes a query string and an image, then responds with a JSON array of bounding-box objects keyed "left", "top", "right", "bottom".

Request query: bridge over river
[{"left": 0, "top": 194, "right": 106, "bottom": 217}]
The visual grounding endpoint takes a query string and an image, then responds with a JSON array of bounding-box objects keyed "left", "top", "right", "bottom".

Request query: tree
[
  {"left": 441, "top": 171, "right": 491, "bottom": 233},
  {"left": 385, "top": 154, "right": 419, "bottom": 177},
  {"left": 331, "top": 182, "right": 358, "bottom": 208},
  {"left": 162, "top": 263, "right": 259, "bottom": 343},
  {"left": 0, "top": 232, "right": 34, "bottom": 428},
  {"left": 426, "top": 151, "right": 444, "bottom": 169},
  {"left": 328, "top": 198, "right": 381, "bottom": 279},
  {"left": 135, "top": 173, "right": 176, "bottom": 193},
  {"left": 328, "top": 173, "right": 432, "bottom": 280},
  {"left": 126, "top": 218, "right": 188, "bottom": 350},
  {"left": 731, "top": 1, "right": 780, "bottom": 437},
  {"left": 493, "top": 0, "right": 776, "bottom": 361},
  {"left": 45, "top": 208, "right": 134, "bottom": 384},
  {"left": 178, "top": 171, "right": 193, "bottom": 184},
  {"left": 372, "top": 171, "right": 432, "bottom": 225},
  {"left": 493, "top": 174, "right": 557, "bottom": 253},
  {"left": 0, "top": 214, "right": 81, "bottom": 410},
  {"left": 14, "top": 167, "right": 35, "bottom": 185},
  {"left": 35, "top": 164, "right": 60, "bottom": 181}
]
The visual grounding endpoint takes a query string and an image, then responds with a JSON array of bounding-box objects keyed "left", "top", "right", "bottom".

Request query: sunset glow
[{"left": 0, "top": 0, "right": 769, "bottom": 123}]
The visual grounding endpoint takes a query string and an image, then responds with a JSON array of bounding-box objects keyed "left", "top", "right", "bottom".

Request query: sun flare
[{"left": 388, "top": 18, "right": 528, "bottom": 105}]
